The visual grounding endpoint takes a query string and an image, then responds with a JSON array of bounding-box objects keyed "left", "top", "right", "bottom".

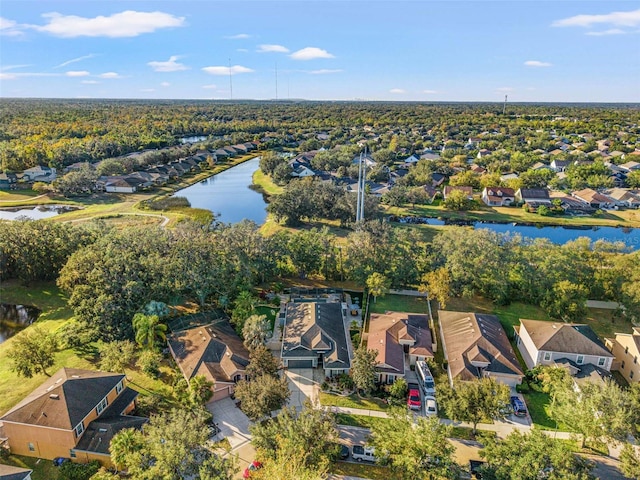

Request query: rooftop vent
[
  {"left": 49, "top": 394, "right": 60, "bottom": 400},
  {"left": 71, "top": 375, "right": 80, "bottom": 378},
  {"left": 99, "top": 428, "right": 108, "bottom": 433}
]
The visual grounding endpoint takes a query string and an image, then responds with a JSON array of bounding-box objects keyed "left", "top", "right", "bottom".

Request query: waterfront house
[
  {"left": 515, "top": 188, "right": 551, "bottom": 206},
  {"left": 572, "top": 188, "right": 616, "bottom": 209},
  {"left": 605, "top": 327, "right": 640, "bottom": 384},
  {"left": 606, "top": 188, "right": 640, "bottom": 208},
  {"left": 481, "top": 187, "right": 515, "bottom": 206}
]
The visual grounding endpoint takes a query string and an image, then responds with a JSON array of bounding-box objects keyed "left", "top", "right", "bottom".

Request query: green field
[
  {"left": 320, "top": 392, "right": 389, "bottom": 411},
  {"left": 370, "top": 294, "right": 431, "bottom": 315}
]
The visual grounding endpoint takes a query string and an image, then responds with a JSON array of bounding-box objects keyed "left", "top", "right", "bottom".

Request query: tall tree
[
  {"left": 132, "top": 313, "right": 167, "bottom": 351},
  {"left": 8, "top": 326, "right": 58, "bottom": 377},
  {"left": 438, "top": 378, "right": 510, "bottom": 434},
  {"left": 99, "top": 340, "right": 136, "bottom": 373},
  {"left": 231, "top": 291, "right": 258, "bottom": 332},
  {"left": 242, "top": 314, "right": 271, "bottom": 350},
  {"left": 246, "top": 344, "right": 280, "bottom": 379},
  {"left": 366, "top": 272, "right": 391, "bottom": 303},
  {"left": 419, "top": 267, "right": 452, "bottom": 308},
  {"left": 350, "top": 346, "right": 378, "bottom": 394},
  {"left": 620, "top": 443, "right": 640, "bottom": 480},
  {"left": 234, "top": 374, "right": 290, "bottom": 421},
  {"left": 542, "top": 280, "right": 588, "bottom": 322},
  {"left": 369, "top": 408, "right": 458, "bottom": 479},
  {"left": 109, "top": 428, "right": 143, "bottom": 471},
  {"left": 188, "top": 375, "right": 214, "bottom": 406}
]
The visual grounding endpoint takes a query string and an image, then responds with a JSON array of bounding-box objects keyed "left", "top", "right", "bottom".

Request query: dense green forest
[{"left": 1, "top": 99, "right": 638, "bottom": 171}]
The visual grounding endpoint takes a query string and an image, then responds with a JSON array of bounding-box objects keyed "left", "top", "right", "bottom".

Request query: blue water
[
  {"left": 0, "top": 207, "right": 60, "bottom": 220},
  {"left": 172, "top": 157, "right": 267, "bottom": 224}
]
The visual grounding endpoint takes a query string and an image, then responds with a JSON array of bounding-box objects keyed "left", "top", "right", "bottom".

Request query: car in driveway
[
  {"left": 407, "top": 384, "right": 422, "bottom": 411},
  {"left": 243, "top": 460, "right": 262, "bottom": 478},
  {"left": 352, "top": 445, "right": 376, "bottom": 462},
  {"left": 510, "top": 395, "right": 527, "bottom": 417},
  {"left": 425, "top": 395, "right": 438, "bottom": 417}
]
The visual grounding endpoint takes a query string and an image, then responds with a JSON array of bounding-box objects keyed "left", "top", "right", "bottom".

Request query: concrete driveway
[
  {"left": 285, "top": 368, "right": 317, "bottom": 408},
  {"left": 207, "top": 397, "right": 252, "bottom": 449}
]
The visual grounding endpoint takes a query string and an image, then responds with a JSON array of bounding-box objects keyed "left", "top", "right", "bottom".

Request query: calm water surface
[
  {"left": 172, "top": 157, "right": 267, "bottom": 224},
  {"left": 0, "top": 304, "right": 41, "bottom": 344},
  {"left": 0, "top": 207, "right": 60, "bottom": 220}
]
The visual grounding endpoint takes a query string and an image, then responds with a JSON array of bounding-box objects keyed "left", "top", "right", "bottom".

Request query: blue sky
[{"left": 1, "top": 1, "right": 639, "bottom": 102}]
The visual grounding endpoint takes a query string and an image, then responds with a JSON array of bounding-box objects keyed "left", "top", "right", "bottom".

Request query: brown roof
[
  {"left": 368, "top": 312, "right": 433, "bottom": 374},
  {"left": 168, "top": 320, "right": 250, "bottom": 386},
  {"left": 0, "top": 465, "right": 33, "bottom": 480},
  {"left": 0, "top": 368, "right": 125, "bottom": 430},
  {"left": 519, "top": 319, "right": 613, "bottom": 357},
  {"left": 573, "top": 188, "right": 614, "bottom": 205},
  {"left": 438, "top": 311, "right": 523, "bottom": 383}
]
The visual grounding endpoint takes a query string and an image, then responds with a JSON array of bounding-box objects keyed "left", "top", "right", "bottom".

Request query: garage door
[{"left": 287, "top": 359, "right": 314, "bottom": 368}]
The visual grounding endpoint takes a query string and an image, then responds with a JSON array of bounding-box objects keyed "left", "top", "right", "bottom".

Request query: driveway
[
  {"left": 285, "top": 368, "right": 317, "bottom": 408},
  {"left": 207, "top": 397, "right": 252, "bottom": 449}
]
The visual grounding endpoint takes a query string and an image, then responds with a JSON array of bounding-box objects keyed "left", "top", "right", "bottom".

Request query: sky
[{"left": 1, "top": 1, "right": 639, "bottom": 102}]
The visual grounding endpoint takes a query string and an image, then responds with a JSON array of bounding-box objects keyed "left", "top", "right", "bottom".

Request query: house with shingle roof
[
  {"left": 438, "top": 311, "right": 523, "bottom": 387},
  {"left": 605, "top": 327, "right": 640, "bottom": 385},
  {"left": 367, "top": 312, "right": 434, "bottom": 384},
  {"left": 0, "top": 465, "right": 33, "bottom": 480},
  {"left": 481, "top": 187, "right": 515, "bottom": 206},
  {"left": 515, "top": 319, "right": 613, "bottom": 372},
  {"left": 572, "top": 188, "right": 616, "bottom": 209},
  {"left": 167, "top": 320, "right": 250, "bottom": 402},
  {"left": 281, "top": 301, "right": 352, "bottom": 377},
  {"left": 0, "top": 368, "right": 144, "bottom": 466}
]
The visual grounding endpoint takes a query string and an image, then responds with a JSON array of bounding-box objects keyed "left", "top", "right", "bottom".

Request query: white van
[
  {"left": 352, "top": 445, "right": 376, "bottom": 462},
  {"left": 416, "top": 360, "right": 436, "bottom": 395}
]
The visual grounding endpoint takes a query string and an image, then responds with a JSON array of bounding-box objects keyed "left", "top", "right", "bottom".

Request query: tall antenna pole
[
  {"left": 275, "top": 62, "right": 278, "bottom": 101},
  {"left": 228, "top": 58, "right": 233, "bottom": 100},
  {"left": 503, "top": 94, "right": 507, "bottom": 115}
]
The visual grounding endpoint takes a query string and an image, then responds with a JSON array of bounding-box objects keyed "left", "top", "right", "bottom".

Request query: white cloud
[
  {"left": 160, "top": 81, "right": 170, "bottom": 87},
  {"left": 55, "top": 54, "right": 97, "bottom": 68},
  {"left": 0, "top": 17, "right": 24, "bottom": 36},
  {"left": 586, "top": 28, "right": 627, "bottom": 36},
  {"left": 99, "top": 72, "right": 122, "bottom": 79},
  {"left": 423, "top": 90, "right": 438, "bottom": 94},
  {"left": 35, "top": 11, "right": 186, "bottom": 38},
  {"left": 257, "top": 44, "right": 289, "bottom": 53},
  {"left": 0, "top": 73, "right": 17, "bottom": 80},
  {"left": 0, "top": 64, "right": 31, "bottom": 72},
  {"left": 148, "top": 55, "right": 188, "bottom": 72},
  {"left": 202, "top": 65, "right": 254, "bottom": 76},
  {"left": 237, "top": 48, "right": 249, "bottom": 53},
  {"left": 82, "top": 80, "right": 99, "bottom": 84},
  {"left": 225, "top": 33, "right": 250, "bottom": 39},
  {"left": 496, "top": 87, "right": 514, "bottom": 92},
  {"left": 524, "top": 60, "right": 552, "bottom": 67},
  {"left": 66, "top": 70, "right": 90, "bottom": 77},
  {"left": 140, "top": 88, "right": 155, "bottom": 92},
  {"left": 552, "top": 9, "right": 640, "bottom": 28},
  {"left": 308, "top": 69, "right": 342, "bottom": 74},
  {"left": 390, "top": 88, "right": 406, "bottom": 94},
  {"left": 289, "top": 47, "right": 334, "bottom": 61},
  {"left": 202, "top": 84, "right": 217, "bottom": 89}
]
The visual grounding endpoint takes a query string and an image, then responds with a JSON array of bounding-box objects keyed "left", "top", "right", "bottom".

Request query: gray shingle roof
[{"left": 520, "top": 319, "right": 613, "bottom": 357}]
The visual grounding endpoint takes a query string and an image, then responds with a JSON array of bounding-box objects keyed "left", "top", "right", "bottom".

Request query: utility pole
[{"left": 503, "top": 94, "right": 508, "bottom": 115}]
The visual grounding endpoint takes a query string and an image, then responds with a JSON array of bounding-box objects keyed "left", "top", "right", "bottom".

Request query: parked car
[
  {"left": 510, "top": 396, "right": 527, "bottom": 417},
  {"left": 339, "top": 444, "right": 350, "bottom": 460},
  {"left": 407, "top": 386, "right": 422, "bottom": 411},
  {"left": 352, "top": 445, "right": 376, "bottom": 462},
  {"left": 243, "top": 460, "right": 263, "bottom": 478},
  {"left": 416, "top": 360, "right": 436, "bottom": 395},
  {"left": 425, "top": 395, "right": 438, "bottom": 417}
]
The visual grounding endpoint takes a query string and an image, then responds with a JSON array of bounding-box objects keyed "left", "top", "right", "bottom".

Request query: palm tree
[
  {"left": 132, "top": 313, "right": 167, "bottom": 351},
  {"left": 109, "top": 428, "right": 142, "bottom": 471}
]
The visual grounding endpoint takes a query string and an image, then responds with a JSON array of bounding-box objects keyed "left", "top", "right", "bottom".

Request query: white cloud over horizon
[
  {"left": 552, "top": 8, "right": 640, "bottom": 28},
  {"left": 289, "top": 47, "right": 334, "bottom": 61},
  {"left": 308, "top": 69, "right": 342, "bottom": 75},
  {"left": 34, "top": 11, "right": 186, "bottom": 38},
  {"left": 225, "top": 33, "right": 250, "bottom": 39},
  {"left": 257, "top": 44, "right": 289, "bottom": 53},
  {"left": 160, "top": 81, "right": 170, "bottom": 87},
  {"left": 202, "top": 65, "right": 254, "bottom": 75},
  {"left": 423, "top": 90, "right": 439, "bottom": 94},
  {"left": 202, "top": 84, "right": 217, "bottom": 89},
  {"left": 390, "top": 88, "right": 405, "bottom": 94},
  {"left": 82, "top": 80, "right": 99, "bottom": 84},
  {"left": 66, "top": 70, "right": 90, "bottom": 77},
  {"left": 147, "top": 55, "right": 188, "bottom": 72},
  {"left": 524, "top": 60, "right": 552, "bottom": 67},
  {"left": 586, "top": 28, "right": 627, "bottom": 36},
  {"left": 99, "top": 72, "right": 122, "bottom": 79}
]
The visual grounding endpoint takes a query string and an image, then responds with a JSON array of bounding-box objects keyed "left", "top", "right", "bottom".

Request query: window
[
  {"left": 96, "top": 397, "right": 108, "bottom": 416},
  {"left": 543, "top": 352, "right": 551, "bottom": 361},
  {"left": 625, "top": 346, "right": 629, "bottom": 355},
  {"left": 635, "top": 356, "right": 638, "bottom": 365},
  {"left": 75, "top": 422, "right": 84, "bottom": 437},
  {"left": 631, "top": 371, "right": 635, "bottom": 379},
  {"left": 621, "top": 361, "right": 626, "bottom": 369},
  {"left": 70, "top": 449, "right": 76, "bottom": 458},
  {"left": 116, "top": 380, "right": 124, "bottom": 394},
  {"left": 598, "top": 357, "right": 606, "bottom": 367},
  {"left": 28, "top": 443, "right": 35, "bottom": 452},
  {"left": 577, "top": 355, "right": 584, "bottom": 365}
]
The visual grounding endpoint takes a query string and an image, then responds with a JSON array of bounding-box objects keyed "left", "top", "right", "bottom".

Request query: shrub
[
  {"left": 58, "top": 460, "right": 100, "bottom": 480},
  {"left": 515, "top": 381, "right": 530, "bottom": 394},
  {"left": 137, "top": 350, "right": 162, "bottom": 379}
]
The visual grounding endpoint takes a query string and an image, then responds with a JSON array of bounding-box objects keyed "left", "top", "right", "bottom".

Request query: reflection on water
[{"left": 0, "top": 304, "right": 41, "bottom": 343}]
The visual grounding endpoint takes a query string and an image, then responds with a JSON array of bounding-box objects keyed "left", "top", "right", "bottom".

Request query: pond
[
  {"left": 179, "top": 135, "right": 207, "bottom": 144},
  {"left": 0, "top": 304, "right": 41, "bottom": 344},
  {"left": 394, "top": 216, "right": 640, "bottom": 250},
  {"left": 172, "top": 157, "right": 267, "bottom": 224},
  {"left": 0, "top": 206, "right": 61, "bottom": 220}
]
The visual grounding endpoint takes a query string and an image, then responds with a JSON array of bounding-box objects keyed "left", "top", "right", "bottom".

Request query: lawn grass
[
  {"left": 334, "top": 413, "right": 393, "bottom": 430},
  {"left": 329, "top": 461, "right": 404, "bottom": 480},
  {"left": 255, "top": 304, "right": 279, "bottom": 332},
  {"left": 520, "top": 388, "right": 572, "bottom": 432},
  {"left": 252, "top": 169, "right": 284, "bottom": 196},
  {"left": 320, "top": 392, "right": 389, "bottom": 411},
  {"left": 370, "top": 294, "right": 431, "bottom": 315},
  {"left": 2, "top": 454, "right": 60, "bottom": 480}
]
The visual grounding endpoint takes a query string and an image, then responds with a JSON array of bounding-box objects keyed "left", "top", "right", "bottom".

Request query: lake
[
  {"left": 172, "top": 157, "right": 267, "bottom": 224},
  {"left": 395, "top": 216, "right": 640, "bottom": 250},
  {"left": 0, "top": 304, "right": 41, "bottom": 344},
  {"left": 0, "top": 206, "right": 61, "bottom": 220}
]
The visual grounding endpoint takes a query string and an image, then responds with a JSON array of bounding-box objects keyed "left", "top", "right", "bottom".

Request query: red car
[
  {"left": 407, "top": 387, "right": 421, "bottom": 411},
  {"left": 243, "top": 460, "right": 263, "bottom": 478}
]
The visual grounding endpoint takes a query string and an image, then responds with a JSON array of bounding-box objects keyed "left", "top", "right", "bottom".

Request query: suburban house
[
  {"left": 167, "top": 320, "right": 250, "bottom": 402},
  {"left": 290, "top": 165, "right": 316, "bottom": 178},
  {"left": 0, "top": 465, "right": 32, "bottom": 480},
  {"left": 572, "top": 188, "right": 616, "bottom": 209},
  {"left": 481, "top": 187, "right": 515, "bottom": 206},
  {"left": 477, "top": 149, "right": 491, "bottom": 159},
  {"left": 420, "top": 152, "right": 441, "bottom": 161},
  {"left": 0, "top": 368, "right": 145, "bottom": 466},
  {"left": 22, "top": 166, "right": 56, "bottom": 183},
  {"left": 431, "top": 172, "right": 447, "bottom": 187},
  {"left": 281, "top": 301, "right": 352, "bottom": 377},
  {"left": 515, "top": 319, "right": 614, "bottom": 372},
  {"left": 367, "top": 312, "right": 434, "bottom": 384},
  {"left": 550, "top": 159, "right": 570, "bottom": 172},
  {"left": 499, "top": 172, "right": 519, "bottom": 183},
  {"left": 0, "top": 173, "right": 18, "bottom": 190},
  {"left": 605, "top": 188, "right": 640, "bottom": 208},
  {"left": 515, "top": 188, "right": 551, "bottom": 206},
  {"left": 403, "top": 154, "right": 420, "bottom": 164},
  {"left": 443, "top": 186, "right": 473, "bottom": 200},
  {"left": 620, "top": 161, "right": 640, "bottom": 173},
  {"left": 605, "top": 327, "right": 640, "bottom": 384},
  {"left": 438, "top": 311, "right": 523, "bottom": 387}
]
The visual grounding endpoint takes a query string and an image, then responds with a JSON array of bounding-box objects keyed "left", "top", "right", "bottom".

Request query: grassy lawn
[
  {"left": 330, "top": 461, "right": 404, "bottom": 480},
  {"left": 2, "top": 454, "right": 60, "bottom": 480},
  {"left": 255, "top": 304, "right": 279, "bottom": 332},
  {"left": 320, "top": 392, "right": 389, "bottom": 411},
  {"left": 0, "top": 281, "right": 181, "bottom": 416},
  {"left": 521, "top": 388, "right": 572, "bottom": 432},
  {"left": 370, "top": 294, "right": 431, "bottom": 315},
  {"left": 334, "top": 413, "right": 393, "bottom": 430},
  {"left": 252, "top": 169, "right": 284, "bottom": 196}
]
